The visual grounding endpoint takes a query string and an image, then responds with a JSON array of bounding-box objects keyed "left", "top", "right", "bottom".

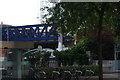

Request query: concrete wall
[
  {"left": 0, "top": 41, "right": 34, "bottom": 49},
  {"left": 93, "top": 60, "right": 120, "bottom": 72},
  {"left": 102, "top": 60, "right": 115, "bottom": 72}
]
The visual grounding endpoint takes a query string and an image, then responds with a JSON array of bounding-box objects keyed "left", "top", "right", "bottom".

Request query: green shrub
[
  {"left": 54, "top": 38, "right": 90, "bottom": 66},
  {"left": 82, "top": 65, "right": 98, "bottom": 76}
]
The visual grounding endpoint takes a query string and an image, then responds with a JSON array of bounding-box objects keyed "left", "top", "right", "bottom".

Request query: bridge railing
[
  {"left": 1, "top": 24, "right": 59, "bottom": 41},
  {"left": 0, "top": 24, "right": 71, "bottom": 42}
]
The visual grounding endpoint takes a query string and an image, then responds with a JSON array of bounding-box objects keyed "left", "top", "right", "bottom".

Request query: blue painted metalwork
[{"left": 0, "top": 24, "right": 71, "bottom": 41}]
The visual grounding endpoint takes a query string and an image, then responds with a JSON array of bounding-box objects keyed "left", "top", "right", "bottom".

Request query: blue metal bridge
[
  {"left": 0, "top": 24, "right": 70, "bottom": 41},
  {"left": 0, "top": 24, "right": 72, "bottom": 80}
]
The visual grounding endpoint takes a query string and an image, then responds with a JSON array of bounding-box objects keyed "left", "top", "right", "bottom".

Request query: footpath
[{"left": 79, "top": 73, "right": 120, "bottom": 80}]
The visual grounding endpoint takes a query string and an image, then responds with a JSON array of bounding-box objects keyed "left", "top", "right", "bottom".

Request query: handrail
[{"left": 1, "top": 24, "right": 71, "bottom": 41}]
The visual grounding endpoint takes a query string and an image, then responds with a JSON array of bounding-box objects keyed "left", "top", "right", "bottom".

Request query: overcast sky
[{"left": 0, "top": 0, "right": 41, "bottom": 26}]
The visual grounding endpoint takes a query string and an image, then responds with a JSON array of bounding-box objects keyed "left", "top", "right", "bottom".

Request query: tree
[{"left": 43, "top": 2, "right": 120, "bottom": 80}]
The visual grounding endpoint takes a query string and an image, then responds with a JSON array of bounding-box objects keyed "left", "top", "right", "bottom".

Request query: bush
[
  {"left": 54, "top": 38, "right": 90, "bottom": 66},
  {"left": 81, "top": 65, "right": 98, "bottom": 76}
]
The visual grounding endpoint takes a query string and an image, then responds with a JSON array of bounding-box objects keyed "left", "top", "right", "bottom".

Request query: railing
[
  {"left": 30, "top": 69, "right": 94, "bottom": 80},
  {"left": 1, "top": 24, "right": 70, "bottom": 41}
]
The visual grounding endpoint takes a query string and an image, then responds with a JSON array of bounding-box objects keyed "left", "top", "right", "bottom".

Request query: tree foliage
[
  {"left": 43, "top": 3, "right": 120, "bottom": 38},
  {"left": 43, "top": 2, "right": 120, "bottom": 80}
]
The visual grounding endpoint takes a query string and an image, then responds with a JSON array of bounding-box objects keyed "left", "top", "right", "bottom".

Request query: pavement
[
  {"left": 89, "top": 73, "right": 119, "bottom": 80},
  {"left": 103, "top": 73, "right": 120, "bottom": 80},
  {"left": 103, "top": 73, "right": 119, "bottom": 78},
  {"left": 78, "top": 73, "right": 120, "bottom": 80}
]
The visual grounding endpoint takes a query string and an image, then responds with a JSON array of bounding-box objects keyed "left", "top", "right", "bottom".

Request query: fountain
[
  {"left": 23, "top": 47, "right": 57, "bottom": 68},
  {"left": 23, "top": 30, "right": 63, "bottom": 68},
  {"left": 42, "top": 48, "right": 55, "bottom": 58},
  {"left": 23, "top": 48, "right": 55, "bottom": 57}
]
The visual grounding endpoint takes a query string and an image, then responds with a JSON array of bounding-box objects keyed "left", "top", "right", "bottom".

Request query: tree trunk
[{"left": 98, "top": 3, "right": 106, "bottom": 80}]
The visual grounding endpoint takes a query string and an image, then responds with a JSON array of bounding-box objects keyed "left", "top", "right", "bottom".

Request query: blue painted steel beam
[{"left": 0, "top": 24, "right": 71, "bottom": 41}]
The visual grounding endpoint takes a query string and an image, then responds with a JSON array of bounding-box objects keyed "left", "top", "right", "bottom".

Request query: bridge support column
[{"left": 12, "top": 49, "right": 22, "bottom": 80}]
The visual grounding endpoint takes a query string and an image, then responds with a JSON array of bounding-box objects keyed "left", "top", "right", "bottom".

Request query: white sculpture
[{"left": 57, "top": 32, "right": 63, "bottom": 51}]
